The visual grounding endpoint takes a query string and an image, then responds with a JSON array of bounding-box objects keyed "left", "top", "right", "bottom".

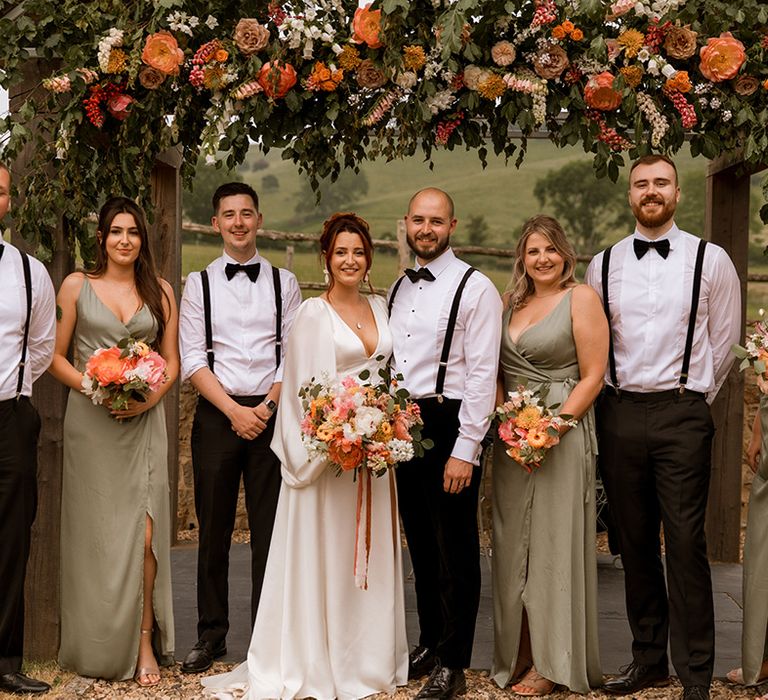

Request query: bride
[{"left": 202, "top": 212, "right": 408, "bottom": 700}]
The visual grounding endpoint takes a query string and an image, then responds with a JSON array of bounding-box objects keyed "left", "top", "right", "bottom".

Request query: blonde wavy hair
[{"left": 508, "top": 215, "right": 577, "bottom": 310}]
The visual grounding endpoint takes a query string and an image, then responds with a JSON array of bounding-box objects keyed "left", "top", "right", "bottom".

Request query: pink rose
[
  {"left": 498, "top": 419, "right": 517, "bottom": 445},
  {"left": 107, "top": 93, "right": 134, "bottom": 121},
  {"left": 136, "top": 352, "right": 167, "bottom": 390}
]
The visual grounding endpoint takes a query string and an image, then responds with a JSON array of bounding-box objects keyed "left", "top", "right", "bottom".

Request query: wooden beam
[
  {"left": 705, "top": 160, "right": 750, "bottom": 562},
  {"left": 149, "top": 150, "right": 182, "bottom": 547},
  {"left": 10, "top": 58, "right": 72, "bottom": 660}
]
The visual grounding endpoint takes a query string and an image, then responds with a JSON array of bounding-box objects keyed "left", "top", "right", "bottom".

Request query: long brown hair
[
  {"left": 89, "top": 197, "right": 169, "bottom": 345},
  {"left": 508, "top": 215, "right": 577, "bottom": 309},
  {"left": 319, "top": 212, "right": 374, "bottom": 294}
]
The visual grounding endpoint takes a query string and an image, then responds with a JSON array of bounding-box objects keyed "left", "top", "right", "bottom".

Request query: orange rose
[
  {"left": 214, "top": 49, "right": 229, "bottom": 62},
  {"left": 699, "top": 32, "right": 745, "bottom": 82},
  {"left": 141, "top": 31, "right": 184, "bottom": 76},
  {"left": 552, "top": 25, "right": 566, "bottom": 40},
  {"left": 328, "top": 437, "right": 365, "bottom": 471},
  {"left": 258, "top": 61, "right": 297, "bottom": 99},
  {"left": 561, "top": 20, "right": 575, "bottom": 33},
  {"left": 584, "top": 71, "right": 623, "bottom": 111},
  {"left": 571, "top": 28, "right": 584, "bottom": 41},
  {"left": 352, "top": 4, "right": 382, "bottom": 49},
  {"left": 665, "top": 70, "right": 692, "bottom": 93},
  {"left": 86, "top": 347, "right": 129, "bottom": 386}
]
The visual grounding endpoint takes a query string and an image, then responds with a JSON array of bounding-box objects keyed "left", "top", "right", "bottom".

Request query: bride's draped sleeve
[{"left": 271, "top": 297, "right": 336, "bottom": 489}]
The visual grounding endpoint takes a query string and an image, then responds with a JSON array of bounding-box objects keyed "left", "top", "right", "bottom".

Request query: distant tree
[
  {"left": 183, "top": 161, "right": 243, "bottom": 225},
  {"left": 465, "top": 214, "right": 490, "bottom": 247},
  {"left": 533, "top": 160, "right": 634, "bottom": 254},
  {"left": 294, "top": 169, "right": 369, "bottom": 222},
  {"left": 262, "top": 174, "right": 280, "bottom": 191}
]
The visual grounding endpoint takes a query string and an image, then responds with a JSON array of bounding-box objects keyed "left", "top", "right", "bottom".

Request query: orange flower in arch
[
  {"left": 584, "top": 71, "right": 623, "bottom": 111},
  {"left": 258, "top": 61, "right": 298, "bottom": 99},
  {"left": 141, "top": 31, "right": 184, "bottom": 76},
  {"left": 352, "top": 4, "right": 382, "bottom": 49},
  {"left": 699, "top": 32, "right": 745, "bottom": 82}
]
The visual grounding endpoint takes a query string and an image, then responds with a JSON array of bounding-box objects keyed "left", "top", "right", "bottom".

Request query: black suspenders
[
  {"left": 200, "top": 263, "right": 284, "bottom": 374},
  {"left": 0, "top": 245, "right": 33, "bottom": 400},
  {"left": 601, "top": 238, "right": 707, "bottom": 392},
  {"left": 388, "top": 266, "right": 476, "bottom": 399}
]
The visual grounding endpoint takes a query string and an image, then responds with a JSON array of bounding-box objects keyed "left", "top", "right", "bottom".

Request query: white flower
[
  {"left": 354, "top": 406, "right": 384, "bottom": 438},
  {"left": 343, "top": 422, "right": 361, "bottom": 441},
  {"left": 205, "top": 15, "right": 219, "bottom": 30},
  {"left": 426, "top": 89, "right": 456, "bottom": 115},
  {"left": 205, "top": 154, "right": 217, "bottom": 165},
  {"left": 637, "top": 48, "right": 651, "bottom": 63},
  {"left": 646, "top": 59, "right": 660, "bottom": 76},
  {"left": 722, "top": 109, "right": 732, "bottom": 122},
  {"left": 388, "top": 439, "right": 415, "bottom": 463},
  {"left": 395, "top": 71, "right": 417, "bottom": 90},
  {"left": 331, "top": 43, "right": 343, "bottom": 55},
  {"left": 661, "top": 63, "right": 676, "bottom": 79},
  {"left": 709, "top": 96, "right": 721, "bottom": 109}
]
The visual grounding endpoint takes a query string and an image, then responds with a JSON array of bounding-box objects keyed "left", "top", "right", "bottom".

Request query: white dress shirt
[
  {"left": 585, "top": 224, "right": 741, "bottom": 399},
  {"left": 179, "top": 251, "right": 302, "bottom": 396},
  {"left": 388, "top": 248, "right": 503, "bottom": 464},
  {"left": 0, "top": 241, "right": 56, "bottom": 400}
]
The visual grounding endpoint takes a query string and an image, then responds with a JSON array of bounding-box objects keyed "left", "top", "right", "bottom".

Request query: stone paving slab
[{"left": 171, "top": 544, "right": 743, "bottom": 679}]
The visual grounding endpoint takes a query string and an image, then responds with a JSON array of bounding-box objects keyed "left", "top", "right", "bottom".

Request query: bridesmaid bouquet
[
  {"left": 492, "top": 383, "right": 576, "bottom": 473},
  {"left": 299, "top": 364, "right": 431, "bottom": 477},
  {"left": 82, "top": 336, "right": 167, "bottom": 412},
  {"left": 732, "top": 321, "right": 768, "bottom": 378}
]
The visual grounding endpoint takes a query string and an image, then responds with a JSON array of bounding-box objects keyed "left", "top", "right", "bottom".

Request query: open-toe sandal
[
  {"left": 511, "top": 668, "right": 555, "bottom": 697},
  {"left": 135, "top": 629, "right": 161, "bottom": 687}
]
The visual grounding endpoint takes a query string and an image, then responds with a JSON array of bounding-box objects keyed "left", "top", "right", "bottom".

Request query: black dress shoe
[
  {"left": 681, "top": 686, "right": 710, "bottom": 700},
  {"left": 415, "top": 666, "right": 466, "bottom": 700},
  {"left": 180, "top": 638, "right": 227, "bottom": 673},
  {"left": 0, "top": 672, "right": 51, "bottom": 695},
  {"left": 603, "top": 660, "right": 670, "bottom": 695},
  {"left": 408, "top": 645, "right": 437, "bottom": 680}
]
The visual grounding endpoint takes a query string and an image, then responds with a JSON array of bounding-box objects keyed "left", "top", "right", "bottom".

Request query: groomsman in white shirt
[
  {"left": 0, "top": 162, "right": 56, "bottom": 695},
  {"left": 585, "top": 155, "right": 741, "bottom": 700},
  {"left": 389, "top": 188, "right": 502, "bottom": 700},
  {"left": 179, "top": 182, "right": 301, "bottom": 673}
]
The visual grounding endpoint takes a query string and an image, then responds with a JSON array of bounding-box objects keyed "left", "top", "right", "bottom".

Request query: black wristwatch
[{"left": 263, "top": 399, "right": 277, "bottom": 414}]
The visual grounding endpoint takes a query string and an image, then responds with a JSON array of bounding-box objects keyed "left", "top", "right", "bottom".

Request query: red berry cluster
[
  {"left": 587, "top": 110, "right": 632, "bottom": 152},
  {"left": 665, "top": 89, "right": 697, "bottom": 128},
  {"left": 532, "top": 0, "right": 558, "bottom": 27},
  {"left": 268, "top": 2, "right": 287, "bottom": 27},
  {"left": 644, "top": 20, "right": 671, "bottom": 52},
  {"left": 83, "top": 82, "right": 123, "bottom": 128},
  {"left": 450, "top": 72, "right": 464, "bottom": 91},
  {"left": 190, "top": 40, "right": 221, "bottom": 89},
  {"left": 435, "top": 112, "right": 464, "bottom": 146}
]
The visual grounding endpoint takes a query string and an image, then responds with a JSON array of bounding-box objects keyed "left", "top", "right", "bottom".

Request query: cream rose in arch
[
  {"left": 233, "top": 18, "right": 270, "bottom": 56},
  {"left": 491, "top": 40, "right": 516, "bottom": 67}
]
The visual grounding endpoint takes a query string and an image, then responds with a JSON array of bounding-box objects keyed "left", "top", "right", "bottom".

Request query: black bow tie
[
  {"left": 225, "top": 262, "right": 260, "bottom": 282},
  {"left": 404, "top": 267, "right": 436, "bottom": 283},
  {"left": 633, "top": 238, "right": 670, "bottom": 260}
]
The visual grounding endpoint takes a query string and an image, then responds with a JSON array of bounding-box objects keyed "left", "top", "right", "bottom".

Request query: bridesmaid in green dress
[
  {"left": 492, "top": 215, "right": 608, "bottom": 696},
  {"left": 726, "top": 377, "right": 768, "bottom": 696},
  {"left": 49, "top": 197, "right": 179, "bottom": 686}
]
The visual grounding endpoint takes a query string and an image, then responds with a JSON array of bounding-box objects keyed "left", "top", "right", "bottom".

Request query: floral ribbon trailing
[{"left": 354, "top": 467, "right": 373, "bottom": 590}]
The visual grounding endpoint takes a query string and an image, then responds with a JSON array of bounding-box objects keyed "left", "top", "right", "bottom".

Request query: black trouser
[
  {"left": 396, "top": 398, "right": 482, "bottom": 670},
  {"left": 191, "top": 395, "right": 282, "bottom": 646},
  {"left": 596, "top": 389, "right": 715, "bottom": 687},
  {"left": 0, "top": 397, "right": 40, "bottom": 674}
]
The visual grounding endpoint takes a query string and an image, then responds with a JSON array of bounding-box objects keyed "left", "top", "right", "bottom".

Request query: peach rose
[
  {"left": 328, "top": 437, "right": 365, "bottom": 471},
  {"left": 532, "top": 45, "right": 569, "bottom": 80},
  {"left": 584, "top": 71, "right": 623, "bottom": 110},
  {"left": 498, "top": 420, "right": 517, "bottom": 445},
  {"left": 233, "top": 18, "right": 270, "bottom": 56},
  {"left": 491, "top": 40, "right": 516, "bottom": 67},
  {"left": 664, "top": 24, "right": 698, "bottom": 60},
  {"left": 355, "top": 59, "right": 387, "bottom": 89},
  {"left": 141, "top": 31, "right": 184, "bottom": 76},
  {"left": 733, "top": 74, "right": 759, "bottom": 96},
  {"left": 135, "top": 353, "right": 167, "bottom": 390},
  {"left": 86, "top": 347, "right": 129, "bottom": 386},
  {"left": 258, "top": 61, "right": 297, "bottom": 99},
  {"left": 352, "top": 4, "right": 382, "bottom": 49},
  {"left": 393, "top": 413, "right": 412, "bottom": 440},
  {"left": 107, "top": 93, "right": 134, "bottom": 121},
  {"left": 699, "top": 32, "right": 746, "bottom": 82},
  {"left": 138, "top": 66, "right": 165, "bottom": 90}
]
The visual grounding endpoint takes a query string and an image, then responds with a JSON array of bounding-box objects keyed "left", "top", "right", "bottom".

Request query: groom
[
  {"left": 389, "top": 188, "right": 502, "bottom": 700},
  {"left": 179, "top": 182, "right": 301, "bottom": 672}
]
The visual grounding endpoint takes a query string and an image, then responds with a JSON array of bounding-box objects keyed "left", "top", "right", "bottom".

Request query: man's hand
[
  {"left": 444, "top": 456, "right": 473, "bottom": 494},
  {"left": 228, "top": 404, "right": 266, "bottom": 440}
]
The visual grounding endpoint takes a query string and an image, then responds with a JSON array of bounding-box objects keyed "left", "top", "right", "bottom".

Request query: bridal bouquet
[
  {"left": 82, "top": 336, "right": 167, "bottom": 412},
  {"left": 299, "top": 365, "right": 430, "bottom": 477},
  {"left": 732, "top": 321, "right": 768, "bottom": 378},
  {"left": 492, "top": 383, "right": 576, "bottom": 473}
]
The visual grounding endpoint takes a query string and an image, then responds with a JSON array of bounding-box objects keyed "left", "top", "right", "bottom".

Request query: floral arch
[{"left": 1, "top": 0, "right": 767, "bottom": 259}]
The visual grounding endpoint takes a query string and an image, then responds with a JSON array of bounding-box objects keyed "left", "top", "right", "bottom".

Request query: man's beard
[
  {"left": 632, "top": 196, "right": 676, "bottom": 230},
  {"left": 406, "top": 233, "right": 450, "bottom": 261}
]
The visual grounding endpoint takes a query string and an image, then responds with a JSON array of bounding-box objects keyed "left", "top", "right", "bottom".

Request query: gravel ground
[{"left": 2, "top": 663, "right": 766, "bottom": 700}]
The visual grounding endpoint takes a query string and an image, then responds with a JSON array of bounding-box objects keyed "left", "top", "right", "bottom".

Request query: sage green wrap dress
[
  {"left": 491, "top": 290, "right": 601, "bottom": 693},
  {"left": 741, "top": 392, "right": 768, "bottom": 685},
  {"left": 58, "top": 278, "right": 174, "bottom": 680}
]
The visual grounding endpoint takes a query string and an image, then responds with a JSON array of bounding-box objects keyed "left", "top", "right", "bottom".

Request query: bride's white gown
[{"left": 202, "top": 296, "right": 408, "bottom": 700}]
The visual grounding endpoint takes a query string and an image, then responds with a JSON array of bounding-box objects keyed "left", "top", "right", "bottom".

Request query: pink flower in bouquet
[
  {"left": 329, "top": 436, "right": 365, "bottom": 471},
  {"left": 107, "top": 93, "right": 134, "bottom": 121},
  {"left": 86, "top": 347, "right": 129, "bottom": 386},
  {"left": 134, "top": 352, "right": 167, "bottom": 390},
  {"left": 393, "top": 412, "right": 413, "bottom": 440},
  {"left": 342, "top": 376, "right": 359, "bottom": 389},
  {"left": 497, "top": 419, "right": 517, "bottom": 445}
]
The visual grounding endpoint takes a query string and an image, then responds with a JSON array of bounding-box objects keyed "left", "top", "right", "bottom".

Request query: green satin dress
[
  {"left": 741, "top": 393, "right": 768, "bottom": 685},
  {"left": 58, "top": 278, "right": 174, "bottom": 680},
  {"left": 491, "top": 290, "right": 601, "bottom": 693}
]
